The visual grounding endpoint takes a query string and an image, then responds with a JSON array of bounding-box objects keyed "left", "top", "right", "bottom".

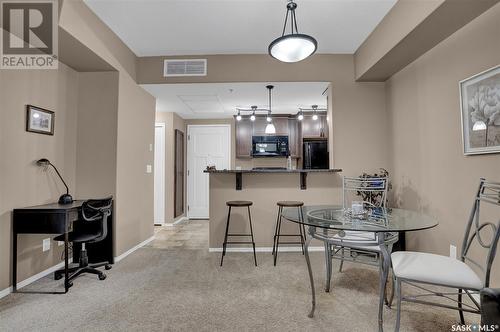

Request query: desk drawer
[{"left": 14, "top": 211, "right": 71, "bottom": 234}]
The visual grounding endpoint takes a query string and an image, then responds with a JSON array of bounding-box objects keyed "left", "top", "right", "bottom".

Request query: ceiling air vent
[{"left": 164, "top": 59, "right": 207, "bottom": 77}]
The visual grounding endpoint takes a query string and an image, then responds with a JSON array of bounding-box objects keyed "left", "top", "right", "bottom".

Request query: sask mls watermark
[{"left": 1, "top": 0, "right": 58, "bottom": 69}]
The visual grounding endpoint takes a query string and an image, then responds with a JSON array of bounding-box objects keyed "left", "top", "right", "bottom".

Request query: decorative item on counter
[
  {"left": 205, "top": 165, "right": 216, "bottom": 171},
  {"left": 287, "top": 155, "right": 292, "bottom": 169},
  {"left": 356, "top": 168, "right": 392, "bottom": 207}
]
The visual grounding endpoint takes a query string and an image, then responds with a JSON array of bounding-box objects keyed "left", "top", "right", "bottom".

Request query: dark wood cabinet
[
  {"left": 273, "top": 117, "right": 289, "bottom": 135},
  {"left": 288, "top": 118, "right": 301, "bottom": 158},
  {"left": 235, "top": 114, "right": 322, "bottom": 159},
  {"left": 236, "top": 118, "right": 253, "bottom": 158},
  {"left": 301, "top": 115, "right": 328, "bottom": 139}
]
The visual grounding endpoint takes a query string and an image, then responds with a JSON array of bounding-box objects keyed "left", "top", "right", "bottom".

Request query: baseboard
[
  {"left": 114, "top": 236, "right": 155, "bottom": 263},
  {"left": 208, "top": 246, "right": 325, "bottom": 253},
  {"left": 0, "top": 258, "right": 73, "bottom": 300}
]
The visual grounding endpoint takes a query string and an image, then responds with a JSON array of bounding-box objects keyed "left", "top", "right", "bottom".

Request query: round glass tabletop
[{"left": 281, "top": 205, "right": 438, "bottom": 232}]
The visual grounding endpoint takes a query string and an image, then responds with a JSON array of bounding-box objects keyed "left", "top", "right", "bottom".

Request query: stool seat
[
  {"left": 277, "top": 201, "right": 304, "bottom": 207},
  {"left": 226, "top": 200, "right": 253, "bottom": 207}
]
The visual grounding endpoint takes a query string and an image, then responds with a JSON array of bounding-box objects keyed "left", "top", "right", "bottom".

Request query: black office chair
[{"left": 54, "top": 197, "right": 113, "bottom": 284}]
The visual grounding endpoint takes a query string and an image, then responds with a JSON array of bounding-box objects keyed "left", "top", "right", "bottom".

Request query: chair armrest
[{"left": 481, "top": 288, "right": 500, "bottom": 326}]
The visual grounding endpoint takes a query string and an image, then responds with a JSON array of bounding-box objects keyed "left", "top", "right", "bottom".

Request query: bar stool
[
  {"left": 220, "top": 200, "right": 257, "bottom": 267},
  {"left": 272, "top": 201, "right": 305, "bottom": 266}
]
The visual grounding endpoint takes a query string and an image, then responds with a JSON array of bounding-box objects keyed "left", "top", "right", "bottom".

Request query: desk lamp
[{"left": 36, "top": 158, "right": 73, "bottom": 204}]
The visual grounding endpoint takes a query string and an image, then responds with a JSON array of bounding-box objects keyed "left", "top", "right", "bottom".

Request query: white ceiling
[
  {"left": 141, "top": 82, "right": 329, "bottom": 119},
  {"left": 84, "top": 0, "right": 397, "bottom": 56}
]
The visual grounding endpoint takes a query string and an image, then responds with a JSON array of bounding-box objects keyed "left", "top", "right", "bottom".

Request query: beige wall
[
  {"left": 75, "top": 72, "right": 119, "bottom": 199},
  {"left": 142, "top": 55, "right": 389, "bottom": 177},
  {"left": 115, "top": 75, "right": 156, "bottom": 254},
  {"left": 386, "top": 4, "right": 500, "bottom": 284},
  {"left": 60, "top": 0, "right": 156, "bottom": 256},
  {"left": 0, "top": 63, "right": 79, "bottom": 290}
]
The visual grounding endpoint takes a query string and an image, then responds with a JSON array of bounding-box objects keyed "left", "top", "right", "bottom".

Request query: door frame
[
  {"left": 154, "top": 122, "right": 166, "bottom": 225},
  {"left": 187, "top": 124, "right": 231, "bottom": 219}
]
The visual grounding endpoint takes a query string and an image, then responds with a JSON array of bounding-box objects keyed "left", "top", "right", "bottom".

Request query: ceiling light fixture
[
  {"left": 297, "top": 110, "right": 304, "bottom": 121},
  {"left": 250, "top": 106, "right": 257, "bottom": 121},
  {"left": 265, "top": 85, "right": 276, "bottom": 134},
  {"left": 312, "top": 105, "right": 318, "bottom": 121},
  {"left": 236, "top": 110, "right": 242, "bottom": 121},
  {"left": 269, "top": 0, "right": 317, "bottom": 63}
]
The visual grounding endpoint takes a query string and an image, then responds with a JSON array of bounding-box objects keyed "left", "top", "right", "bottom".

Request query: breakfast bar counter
[{"left": 206, "top": 168, "right": 342, "bottom": 251}]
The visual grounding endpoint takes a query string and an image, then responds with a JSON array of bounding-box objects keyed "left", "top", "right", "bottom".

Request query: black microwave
[{"left": 252, "top": 136, "right": 289, "bottom": 157}]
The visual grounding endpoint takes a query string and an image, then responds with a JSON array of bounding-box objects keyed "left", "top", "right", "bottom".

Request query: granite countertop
[{"left": 204, "top": 168, "right": 342, "bottom": 173}]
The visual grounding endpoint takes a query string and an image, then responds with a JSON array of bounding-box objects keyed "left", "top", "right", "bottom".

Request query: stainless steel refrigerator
[{"left": 303, "top": 140, "right": 329, "bottom": 169}]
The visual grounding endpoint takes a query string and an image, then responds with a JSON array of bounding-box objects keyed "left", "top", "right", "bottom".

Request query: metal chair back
[
  {"left": 342, "top": 176, "right": 388, "bottom": 210},
  {"left": 460, "top": 179, "right": 500, "bottom": 288}
]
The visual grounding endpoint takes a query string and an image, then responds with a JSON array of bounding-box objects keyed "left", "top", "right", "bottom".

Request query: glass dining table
[{"left": 281, "top": 205, "right": 438, "bottom": 331}]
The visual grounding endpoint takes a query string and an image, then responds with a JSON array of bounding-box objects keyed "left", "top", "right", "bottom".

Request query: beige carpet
[{"left": 0, "top": 220, "right": 477, "bottom": 331}]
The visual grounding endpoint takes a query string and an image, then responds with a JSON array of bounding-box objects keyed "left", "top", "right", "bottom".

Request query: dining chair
[
  {"left": 392, "top": 178, "right": 500, "bottom": 330},
  {"left": 324, "top": 176, "right": 398, "bottom": 294}
]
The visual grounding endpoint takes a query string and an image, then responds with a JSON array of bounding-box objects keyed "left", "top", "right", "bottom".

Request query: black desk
[{"left": 12, "top": 200, "right": 114, "bottom": 293}]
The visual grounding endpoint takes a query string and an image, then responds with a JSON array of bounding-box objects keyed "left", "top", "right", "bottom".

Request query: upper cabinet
[
  {"left": 301, "top": 115, "right": 328, "bottom": 139},
  {"left": 235, "top": 118, "right": 253, "bottom": 158},
  {"left": 235, "top": 114, "right": 327, "bottom": 158}
]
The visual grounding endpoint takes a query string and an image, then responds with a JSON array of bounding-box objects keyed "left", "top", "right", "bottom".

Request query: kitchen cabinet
[
  {"left": 288, "top": 118, "right": 301, "bottom": 158},
  {"left": 235, "top": 118, "right": 253, "bottom": 158},
  {"left": 273, "top": 117, "right": 289, "bottom": 135},
  {"left": 301, "top": 114, "right": 328, "bottom": 138},
  {"left": 252, "top": 117, "right": 268, "bottom": 135}
]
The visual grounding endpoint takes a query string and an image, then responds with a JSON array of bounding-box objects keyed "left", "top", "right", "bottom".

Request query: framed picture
[
  {"left": 460, "top": 65, "right": 500, "bottom": 155},
  {"left": 26, "top": 105, "right": 54, "bottom": 135}
]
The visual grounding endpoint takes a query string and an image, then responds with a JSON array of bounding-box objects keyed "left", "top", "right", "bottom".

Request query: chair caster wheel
[
  {"left": 105, "top": 264, "right": 112, "bottom": 270},
  {"left": 99, "top": 273, "right": 107, "bottom": 280},
  {"left": 54, "top": 272, "right": 63, "bottom": 280}
]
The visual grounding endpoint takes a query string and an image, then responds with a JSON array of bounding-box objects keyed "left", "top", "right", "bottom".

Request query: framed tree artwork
[{"left": 460, "top": 65, "right": 500, "bottom": 155}]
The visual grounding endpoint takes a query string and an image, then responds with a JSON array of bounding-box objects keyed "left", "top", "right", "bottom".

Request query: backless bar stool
[
  {"left": 272, "top": 201, "right": 305, "bottom": 266},
  {"left": 220, "top": 200, "right": 257, "bottom": 267}
]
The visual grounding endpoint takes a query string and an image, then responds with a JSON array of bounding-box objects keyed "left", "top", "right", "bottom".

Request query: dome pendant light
[
  {"left": 265, "top": 85, "right": 276, "bottom": 134},
  {"left": 269, "top": 1, "right": 317, "bottom": 63}
]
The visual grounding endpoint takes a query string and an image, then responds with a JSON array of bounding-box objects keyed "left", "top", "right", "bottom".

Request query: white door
[
  {"left": 187, "top": 125, "right": 231, "bottom": 219},
  {"left": 154, "top": 123, "right": 166, "bottom": 225}
]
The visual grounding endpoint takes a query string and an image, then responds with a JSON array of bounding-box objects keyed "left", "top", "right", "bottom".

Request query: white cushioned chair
[{"left": 392, "top": 178, "right": 500, "bottom": 331}]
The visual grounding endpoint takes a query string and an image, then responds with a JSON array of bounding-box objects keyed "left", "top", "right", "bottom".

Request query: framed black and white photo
[
  {"left": 26, "top": 105, "right": 54, "bottom": 135},
  {"left": 460, "top": 65, "right": 500, "bottom": 155}
]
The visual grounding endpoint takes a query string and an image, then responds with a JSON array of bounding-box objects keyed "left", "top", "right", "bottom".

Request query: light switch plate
[
  {"left": 450, "top": 244, "right": 457, "bottom": 259},
  {"left": 146, "top": 164, "right": 152, "bottom": 173},
  {"left": 43, "top": 238, "right": 50, "bottom": 252},
  {"left": 149, "top": 143, "right": 153, "bottom": 152}
]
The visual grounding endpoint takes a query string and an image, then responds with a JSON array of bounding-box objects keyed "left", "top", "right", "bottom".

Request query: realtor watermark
[
  {"left": 451, "top": 324, "right": 499, "bottom": 331},
  {"left": 1, "top": 0, "right": 58, "bottom": 69}
]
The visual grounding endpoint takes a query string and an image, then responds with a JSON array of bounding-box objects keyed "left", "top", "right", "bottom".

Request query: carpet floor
[{"left": 0, "top": 220, "right": 478, "bottom": 331}]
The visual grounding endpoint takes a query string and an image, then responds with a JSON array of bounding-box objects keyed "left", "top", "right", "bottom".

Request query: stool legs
[
  {"left": 247, "top": 206, "right": 257, "bottom": 267},
  {"left": 273, "top": 206, "right": 305, "bottom": 266},
  {"left": 220, "top": 205, "right": 257, "bottom": 267},
  {"left": 220, "top": 206, "right": 232, "bottom": 267}
]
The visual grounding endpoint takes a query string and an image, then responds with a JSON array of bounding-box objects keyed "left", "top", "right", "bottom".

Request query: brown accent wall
[
  {"left": 156, "top": 112, "right": 186, "bottom": 224},
  {"left": 0, "top": 63, "right": 79, "bottom": 290},
  {"left": 386, "top": 4, "right": 500, "bottom": 283}
]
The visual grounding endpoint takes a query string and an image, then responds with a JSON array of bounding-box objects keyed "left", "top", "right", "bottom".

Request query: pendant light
[
  {"left": 236, "top": 110, "right": 242, "bottom": 121},
  {"left": 297, "top": 110, "right": 304, "bottom": 121},
  {"left": 250, "top": 106, "right": 257, "bottom": 121},
  {"left": 312, "top": 105, "right": 318, "bottom": 121},
  {"left": 269, "top": 0, "right": 317, "bottom": 63},
  {"left": 265, "top": 85, "right": 276, "bottom": 134}
]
